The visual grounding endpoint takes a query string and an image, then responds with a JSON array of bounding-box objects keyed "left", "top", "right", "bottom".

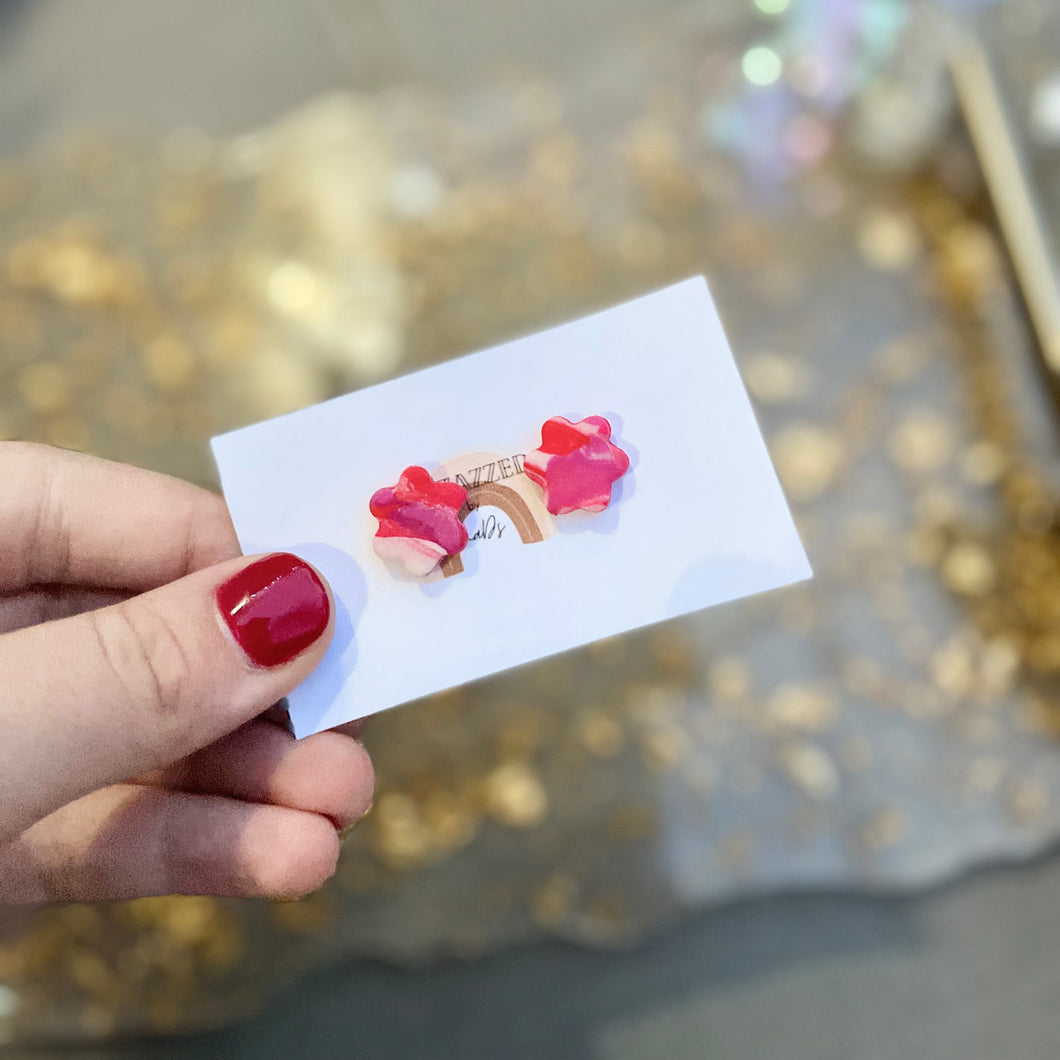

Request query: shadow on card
[{"left": 287, "top": 542, "right": 366, "bottom": 735}]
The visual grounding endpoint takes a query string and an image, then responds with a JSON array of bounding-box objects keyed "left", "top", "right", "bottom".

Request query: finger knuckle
[{"left": 89, "top": 601, "right": 196, "bottom": 723}]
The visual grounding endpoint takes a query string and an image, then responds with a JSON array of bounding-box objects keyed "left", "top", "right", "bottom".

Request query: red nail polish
[{"left": 216, "top": 553, "right": 330, "bottom": 668}]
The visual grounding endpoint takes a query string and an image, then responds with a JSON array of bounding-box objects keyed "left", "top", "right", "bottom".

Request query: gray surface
[
  {"left": 7, "top": 850, "right": 1060, "bottom": 1059},
  {"left": 0, "top": 0, "right": 695, "bottom": 151}
]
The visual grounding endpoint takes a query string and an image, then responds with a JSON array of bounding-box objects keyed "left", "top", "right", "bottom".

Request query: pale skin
[{"left": 0, "top": 442, "right": 374, "bottom": 903}]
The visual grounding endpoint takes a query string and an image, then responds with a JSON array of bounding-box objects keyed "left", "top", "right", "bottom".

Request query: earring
[
  {"left": 523, "top": 415, "right": 630, "bottom": 515},
  {"left": 370, "top": 466, "right": 469, "bottom": 576}
]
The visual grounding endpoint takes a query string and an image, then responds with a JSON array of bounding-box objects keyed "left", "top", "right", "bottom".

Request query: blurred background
[{"left": 2, "top": 0, "right": 1060, "bottom": 1056}]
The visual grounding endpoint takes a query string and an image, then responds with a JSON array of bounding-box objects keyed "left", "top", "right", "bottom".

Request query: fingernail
[
  {"left": 338, "top": 800, "right": 373, "bottom": 841},
  {"left": 216, "top": 553, "right": 330, "bottom": 668}
]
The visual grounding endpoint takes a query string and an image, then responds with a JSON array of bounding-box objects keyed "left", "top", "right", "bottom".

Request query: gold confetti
[
  {"left": 960, "top": 441, "right": 1006, "bottom": 486},
  {"left": 142, "top": 335, "right": 196, "bottom": 395},
  {"left": 778, "top": 741, "right": 839, "bottom": 800},
  {"left": 707, "top": 656, "right": 751, "bottom": 704},
  {"left": 765, "top": 682, "right": 839, "bottom": 732},
  {"left": 639, "top": 726, "right": 687, "bottom": 770},
  {"left": 772, "top": 423, "right": 844, "bottom": 501},
  {"left": 17, "top": 362, "right": 69, "bottom": 414},
  {"left": 483, "top": 763, "right": 548, "bottom": 829},
  {"left": 857, "top": 207, "right": 921, "bottom": 270},
  {"left": 576, "top": 709, "right": 625, "bottom": 758},
  {"left": 887, "top": 408, "right": 955, "bottom": 474},
  {"left": 930, "top": 637, "right": 975, "bottom": 698},
  {"left": 530, "top": 874, "right": 578, "bottom": 928},
  {"left": 744, "top": 351, "right": 811, "bottom": 404},
  {"left": 854, "top": 807, "right": 908, "bottom": 851},
  {"left": 841, "top": 655, "right": 887, "bottom": 698},
  {"left": 940, "top": 541, "right": 997, "bottom": 596},
  {"left": 370, "top": 793, "right": 431, "bottom": 869},
  {"left": 874, "top": 336, "right": 928, "bottom": 384}
]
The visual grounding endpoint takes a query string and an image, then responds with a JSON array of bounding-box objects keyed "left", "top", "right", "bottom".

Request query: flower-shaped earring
[
  {"left": 370, "top": 466, "right": 469, "bottom": 576},
  {"left": 523, "top": 415, "right": 630, "bottom": 515},
  {"left": 370, "top": 416, "right": 629, "bottom": 578}
]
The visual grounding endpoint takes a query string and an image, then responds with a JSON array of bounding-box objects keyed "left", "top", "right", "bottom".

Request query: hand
[{"left": 0, "top": 442, "right": 373, "bottom": 903}]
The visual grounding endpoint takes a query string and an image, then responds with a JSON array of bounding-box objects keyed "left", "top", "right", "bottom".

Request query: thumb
[{"left": 0, "top": 552, "right": 334, "bottom": 839}]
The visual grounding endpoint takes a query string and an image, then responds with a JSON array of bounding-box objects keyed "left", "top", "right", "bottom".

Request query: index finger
[{"left": 0, "top": 442, "right": 240, "bottom": 592}]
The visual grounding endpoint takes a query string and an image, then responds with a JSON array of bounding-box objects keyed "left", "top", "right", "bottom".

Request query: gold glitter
[
  {"left": 778, "top": 591, "right": 820, "bottom": 635},
  {"left": 914, "top": 486, "right": 963, "bottom": 524},
  {"left": 530, "top": 874, "right": 578, "bottom": 928},
  {"left": 841, "top": 655, "right": 887, "bottom": 698},
  {"left": 874, "top": 336, "right": 929, "bottom": 384},
  {"left": 979, "top": 637, "right": 1020, "bottom": 697},
  {"left": 841, "top": 511, "right": 893, "bottom": 550},
  {"left": 1014, "top": 694, "right": 1060, "bottom": 738},
  {"left": 778, "top": 741, "right": 839, "bottom": 800},
  {"left": 269, "top": 893, "right": 334, "bottom": 935},
  {"left": 707, "top": 655, "right": 751, "bottom": 704},
  {"left": 616, "top": 220, "right": 665, "bottom": 268},
  {"left": 79, "top": 1002, "right": 117, "bottom": 1038},
  {"left": 483, "top": 763, "right": 548, "bottom": 829},
  {"left": 743, "top": 351, "right": 810, "bottom": 404},
  {"left": 960, "top": 441, "right": 1006, "bottom": 486},
  {"left": 854, "top": 807, "right": 909, "bottom": 850},
  {"left": 608, "top": 804, "right": 658, "bottom": 842},
  {"left": 17, "top": 362, "right": 70, "bottom": 414},
  {"left": 530, "top": 133, "right": 581, "bottom": 189},
  {"left": 0, "top": 298, "right": 39, "bottom": 345},
  {"left": 937, "top": 222, "right": 1002, "bottom": 301},
  {"left": 772, "top": 423, "right": 844, "bottom": 501},
  {"left": 649, "top": 629, "right": 695, "bottom": 679},
  {"left": 857, "top": 207, "right": 921, "bottom": 271},
  {"left": 905, "top": 524, "right": 947, "bottom": 567},
  {"left": 245, "top": 348, "right": 327, "bottom": 418},
  {"left": 626, "top": 686, "right": 685, "bottom": 725},
  {"left": 765, "top": 682, "right": 839, "bottom": 732},
  {"left": 582, "top": 891, "right": 633, "bottom": 937},
  {"left": 370, "top": 793, "right": 430, "bottom": 869},
  {"left": 67, "top": 949, "right": 117, "bottom": 997},
  {"left": 495, "top": 713, "right": 547, "bottom": 760},
  {"left": 7, "top": 228, "right": 140, "bottom": 306},
  {"left": 930, "top": 637, "right": 975, "bottom": 698},
  {"left": 576, "top": 709, "right": 625, "bottom": 758},
  {"left": 887, "top": 409, "right": 955, "bottom": 474},
  {"left": 142, "top": 335, "right": 196, "bottom": 394},
  {"left": 266, "top": 260, "right": 324, "bottom": 317},
  {"left": 421, "top": 789, "right": 479, "bottom": 851},
  {"left": 639, "top": 726, "right": 687, "bottom": 770},
  {"left": 940, "top": 541, "right": 997, "bottom": 596},
  {"left": 156, "top": 896, "right": 223, "bottom": 946}
]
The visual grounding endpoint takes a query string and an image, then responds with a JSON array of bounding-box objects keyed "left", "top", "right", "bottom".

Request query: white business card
[{"left": 212, "top": 277, "right": 811, "bottom": 737}]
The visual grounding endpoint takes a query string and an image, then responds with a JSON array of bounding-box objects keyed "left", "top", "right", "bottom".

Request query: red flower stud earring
[
  {"left": 370, "top": 466, "right": 469, "bottom": 576},
  {"left": 523, "top": 415, "right": 630, "bottom": 515}
]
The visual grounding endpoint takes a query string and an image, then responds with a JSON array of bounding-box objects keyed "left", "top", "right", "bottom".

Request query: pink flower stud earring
[
  {"left": 370, "top": 466, "right": 469, "bottom": 576},
  {"left": 523, "top": 415, "right": 630, "bottom": 515}
]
